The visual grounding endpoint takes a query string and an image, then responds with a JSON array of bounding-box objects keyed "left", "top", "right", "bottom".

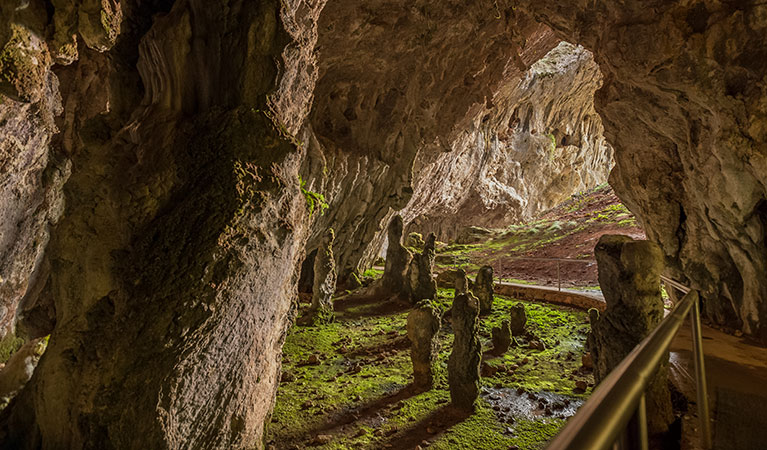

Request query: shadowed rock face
[
  {"left": 515, "top": 0, "right": 767, "bottom": 341},
  {"left": 405, "top": 233, "right": 437, "bottom": 303}
]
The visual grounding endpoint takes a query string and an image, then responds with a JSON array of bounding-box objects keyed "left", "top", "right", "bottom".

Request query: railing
[
  {"left": 546, "top": 278, "right": 712, "bottom": 450},
  {"left": 451, "top": 256, "right": 595, "bottom": 291}
]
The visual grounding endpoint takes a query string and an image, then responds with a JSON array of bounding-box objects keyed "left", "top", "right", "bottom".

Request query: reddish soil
[{"left": 461, "top": 186, "right": 645, "bottom": 288}]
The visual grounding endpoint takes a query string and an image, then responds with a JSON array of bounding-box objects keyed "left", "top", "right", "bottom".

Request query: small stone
[
  {"left": 575, "top": 380, "right": 587, "bottom": 391},
  {"left": 301, "top": 400, "right": 314, "bottom": 408},
  {"left": 311, "top": 434, "right": 333, "bottom": 445},
  {"left": 581, "top": 352, "right": 593, "bottom": 370},
  {"left": 307, "top": 354, "right": 320, "bottom": 365}
]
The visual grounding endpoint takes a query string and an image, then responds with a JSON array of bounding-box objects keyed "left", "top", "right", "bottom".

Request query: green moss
[
  {"left": 299, "top": 175, "right": 329, "bottom": 217},
  {"left": 269, "top": 286, "right": 592, "bottom": 449},
  {"left": 361, "top": 267, "right": 383, "bottom": 279},
  {"left": 0, "top": 333, "right": 25, "bottom": 364}
]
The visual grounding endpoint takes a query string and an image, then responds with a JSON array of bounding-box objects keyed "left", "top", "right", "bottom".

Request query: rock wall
[
  {"left": 402, "top": 41, "right": 613, "bottom": 240},
  {"left": 516, "top": 0, "right": 767, "bottom": 341},
  {"left": 298, "top": 2, "right": 560, "bottom": 280},
  {"left": 1, "top": 0, "right": 322, "bottom": 448}
]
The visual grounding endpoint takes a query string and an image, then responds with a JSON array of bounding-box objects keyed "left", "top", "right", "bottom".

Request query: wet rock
[
  {"left": 380, "top": 215, "right": 412, "bottom": 296},
  {"left": 448, "top": 292, "right": 481, "bottom": 411},
  {"left": 406, "top": 233, "right": 437, "bottom": 303},
  {"left": 406, "top": 300, "right": 442, "bottom": 390},
  {"left": 590, "top": 235, "right": 673, "bottom": 433},
  {"left": 490, "top": 320, "right": 512, "bottom": 356},
  {"left": 309, "top": 229, "right": 337, "bottom": 323},
  {"left": 473, "top": 265, "right": 494, "bottom": 314},
  {"left": 509, "top": 303, "right": 527, "bottom": 335}
]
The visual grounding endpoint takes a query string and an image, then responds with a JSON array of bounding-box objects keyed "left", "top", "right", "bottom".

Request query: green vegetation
[
  {"left": 0, "top": 332, "right": 24, "bottom": 364},
  {"left": 299, "top": 176, "right": 329, "bottom": 217},
  {"left": 268, "top": 287, "right": 592, "bottom": 449}
]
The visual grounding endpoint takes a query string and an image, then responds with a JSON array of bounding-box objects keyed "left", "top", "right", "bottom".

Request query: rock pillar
[
  {"left": 406, "top": 233, "right": 437, "bottom": 303},
  {"left": 310, "top": 229, "right": 337, "bottom": 323},
  {"left": 406, "top": 301, "right": 442, "bottom": 390},
  {"left": 380, "top": 215, "right": 412, "bottom": 297},
  {"left": 591, "top": 234, "right": 674, "bottom": 434},
  {"left": 509, "top": 303, "right": 527, "bottom": 336},
  {"left": 448, "top": 292, "right": 481, "bottom": 411},
  {"left": 473, "top": 265, "right": 494, "bottom": 314}
]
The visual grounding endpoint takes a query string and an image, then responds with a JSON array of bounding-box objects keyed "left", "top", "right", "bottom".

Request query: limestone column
[
  {"left": 310, "top": 229, "right": 337, "bottom": 323},
  {"left": 473, "top": 265, "right": 494, "bottom": 314},
  {"left": 379, "top": 215, "right": 412, "bottom": 297},
  {"left": 406, "top": 232, "right": 437, "bottom": 302},
  {"left": 406, "top": 301, "right": 442, "bottom": 390},
  {"left": 448, "top": 292, "right": 481, "bottom": 411},
  {"left": 591, "top": 234, "right": 674, "bottom": 434}
]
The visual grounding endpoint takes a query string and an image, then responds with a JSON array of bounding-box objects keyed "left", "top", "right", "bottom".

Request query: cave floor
[{"left": 266, "top": 286, "right": 594, "bottom": 450}]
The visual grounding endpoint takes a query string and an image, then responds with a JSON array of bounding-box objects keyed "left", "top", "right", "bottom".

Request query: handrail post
[{"left": 691, "top": 296, "right": 712, "bottom": 449}]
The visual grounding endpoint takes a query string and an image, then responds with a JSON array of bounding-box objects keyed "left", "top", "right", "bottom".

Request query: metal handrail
[{"left": 546, "top": 286, "right": 712, "bottom": 450}]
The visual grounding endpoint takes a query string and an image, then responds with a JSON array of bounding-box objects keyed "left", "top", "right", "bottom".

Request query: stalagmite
[
  {"left": 406, "top": 301, "right": 442, "bottom": 390},
  {"left": 309, "top": 229, "right": 337, "bottom": 323},
  {"left": 473, "top": 265, "right": 494, "bottom": 314},
  {"left": 448, "top": 292, "right": 481, "bottom": 411},
  {"left": 509, "top": 303, "right": 527, "bottom": 336},
  {"left": 454, "top": 268, "right": 468, "bottom": 294},
  {"left": 490, "top": 320, "right": 512, "bottom": 356},
  {"left": 406, "top": 233, "right": 437, "bottom": 303},
  {"left": 590, "top": 234, "right": 673, "bottom": 434},
  {"left": 379, "top": 215, "right": 412, "bottom": 297}
]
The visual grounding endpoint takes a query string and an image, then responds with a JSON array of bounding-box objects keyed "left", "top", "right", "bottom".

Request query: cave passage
[{"left": 1, "top": 1, "right": 767, "bottom": 449}]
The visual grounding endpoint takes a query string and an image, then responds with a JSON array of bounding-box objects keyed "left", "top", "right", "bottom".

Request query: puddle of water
[{"left": 481, "top": 387, "right": 583, "bottom": 424}]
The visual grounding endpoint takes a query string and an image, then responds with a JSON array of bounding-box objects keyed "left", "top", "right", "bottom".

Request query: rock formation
[
  {"left": 473, "top": 265, "right": 495, "bottom": 314},
  {"left": 509, "top": 303, "right": 528, "bottom": 336},
  {"left": 514, "top": 0, "right": 767, "bottom": 342},
  {"left": 406, "top": 301, "right": 442, "bottom": 390},
  {"left": 0, "top": 0, "right": 766, "bottom": 447},
  {"left": 491, "top": 320, "right": 512, "bottom": 356},
  {"left": 454, "top": 268, "right": 469, "bottom": 294},
  {"left": 379, "top": 215, "right": 412, "bottom": 297},
  {"left": 405, "top": 233, "right": 437, "bottom": 303},
  {"left": 309, "top": 229, "right": 337, "bottom": 323},
  {"left": 448, "top": 292, "right": 482, "bottom": 411},
  {"left": 590, "top": 235, "right": 673, "bottom": 434},
  {"left": 401, "top": 42, "right": 613, "bottom": 240},
  {"left": 0, "top": 337, "right": 47, "bottom": 403}
]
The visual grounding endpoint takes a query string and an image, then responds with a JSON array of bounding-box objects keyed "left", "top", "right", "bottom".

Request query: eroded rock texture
[
  {"left": 591, "top": 235, "right": 673, "bottom": 434},
  {"left": 406, "top": 300, "right": 442, "bottom": 390},
  {"left": 309, "top": 229, "right": 337, "bottom": 323},
  {"left": 405, "top": 232, "right": 437, "bottom": 303},
  {"left": 402, "top": 41, "right": 613, "bottom": 239},
  {"left": 1, "top": 0, "right": 321, "bottom": 448},
  {"left": 473, "top": 265, "right": 495, "bottom": 314},
  {"left": 379, "top": 215, "right": 411, "bottom": 297},
  {"left": 491, "top": 320, "right": 512, "bottom": 356},
  {"left": 516, "top": 0, "right": 767, "bottom": 341},
  {"left": 448, "top": 292, "right": 481, "bottom": 411},
  {"left": 509, "top": 303, "right": 527, "bottom": 336}
]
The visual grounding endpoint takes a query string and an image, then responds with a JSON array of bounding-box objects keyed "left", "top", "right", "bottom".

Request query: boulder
[
  {"left": 448, "top": 292, "right": 481, "bottom": 411},
  {"left": 380, "top": 215, "right": 412, "bottom": 297},
  {"left": 406, "top": 301, "right": 442, "bottom": 390},
  {"left": 473, "top": 265, "right": 494, "bottom": 314},
  {"left": 406, "top": 233, "right": 437, "bottom": 303},
  {"left": 590, "top": 234, "right": 673, "bottom": 434},
  {"left": 509, "top": 303, "right": 527, "bottom": 336}
]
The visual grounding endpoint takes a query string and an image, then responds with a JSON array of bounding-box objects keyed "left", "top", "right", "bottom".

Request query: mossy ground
[{"left": 267, "top": 276, "right": 593, "bottom": 450}]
